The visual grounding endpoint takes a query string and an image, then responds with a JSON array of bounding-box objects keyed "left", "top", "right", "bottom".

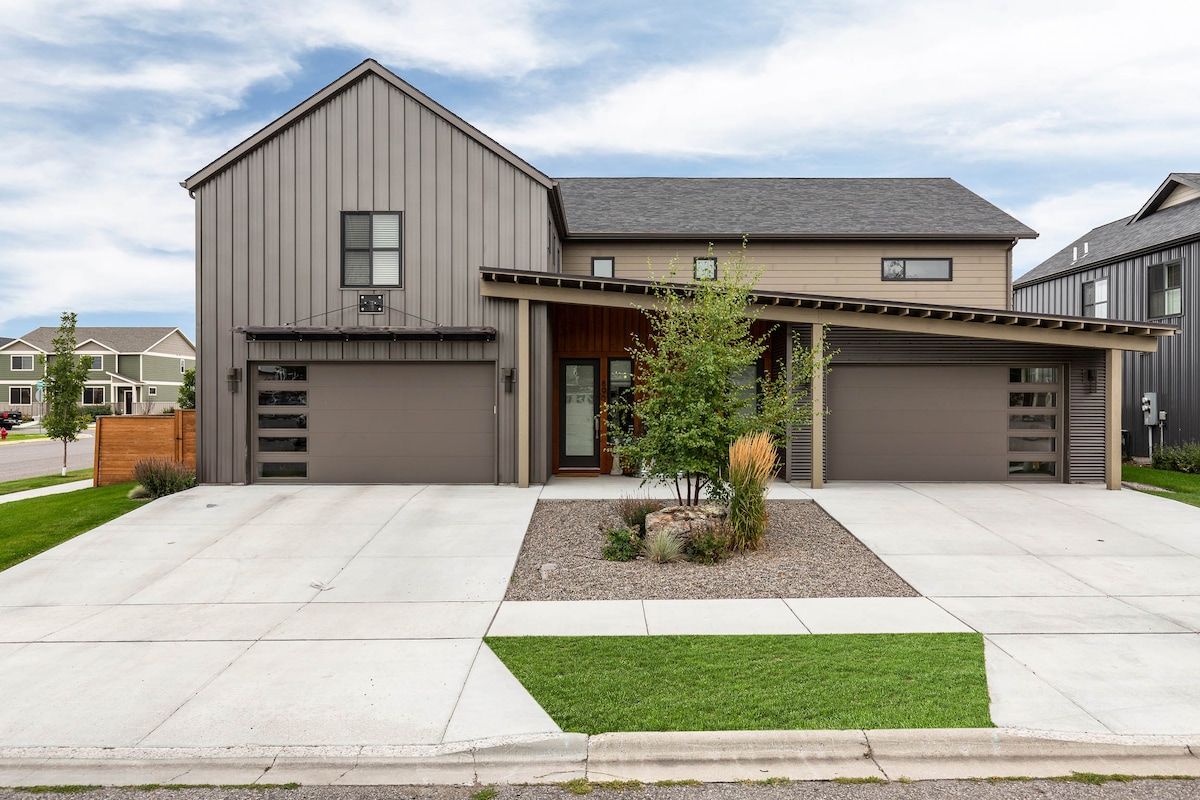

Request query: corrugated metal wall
[
  {"left": 788, "top": 326, "right": 1107, "bottom": 483},
  {"left": 1014, "top": 240, "right": 1197, "bottom": 456},
  {"left": 195, "top": 73, "right": 553, "bottom": 483}
]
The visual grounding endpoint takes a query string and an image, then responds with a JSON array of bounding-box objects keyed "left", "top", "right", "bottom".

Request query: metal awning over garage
[{"left": 236, "top": 325, "right": 497, "bottom": 342}]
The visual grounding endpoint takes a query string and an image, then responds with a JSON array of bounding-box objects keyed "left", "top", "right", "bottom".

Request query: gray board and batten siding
[
  {"left": 787, "top": 326, "right": 1107, "bottom": 483},
  {"left": 1015, "top": 239, "right": 1197, "bottom": 458},
  {"left": 187, "top": 66, "right": 557, "bottom": 484}
]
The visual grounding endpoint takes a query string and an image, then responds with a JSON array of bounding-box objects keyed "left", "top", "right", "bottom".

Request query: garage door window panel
[
  {"left": 1007, "top": 366, "right": 1061, "bottom": 480},
  {"left": 259, "top": 413, "right": 307, "bottom": 429},
  {"left": 258, "top": 390, "right": 307, "bottom": 406},
  {"left": 258, "top": 462, "right": 307, "bottom": 479},
  {"left": 257, "top": 365, "right": 307, "bottom": 382},
  {"left": 258, "top": 436, "right": 307, "bottom": 453}
]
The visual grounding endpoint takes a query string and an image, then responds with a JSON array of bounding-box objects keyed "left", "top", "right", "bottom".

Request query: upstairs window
[
  {"left": 1082, "top": 278, "right": 1108, "bottom": 318},
  {"left": 1148, "top": 261, "right": 1182, "bottom": 317},
  {"left": 88, "top": 355, "right": 103, "bottom": 370},
  {"left": 592, "top": 256, "right": 615, "bottom": 278},
  {"left": 694, "top": 256, "right": 717, "bottom": 280},
  {"left": 343, "top": 212, "right": 402, "bottom": 287},
  {"left": 11, "top": 355, "right": 34, "bottom": 371},
  {"left": 882, "top": 258, "right": 952, "bottom": 281}
]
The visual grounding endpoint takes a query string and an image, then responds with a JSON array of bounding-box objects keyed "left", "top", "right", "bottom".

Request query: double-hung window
[
  {"left": 1082, "top": 278, "right": 1108, "bottom": 318},
  {"left": 343, "top": 212, "right": 402, "bottom": 287},
  {"left": 1148, "top": 261, "right": 1182, "bottom": 317}
]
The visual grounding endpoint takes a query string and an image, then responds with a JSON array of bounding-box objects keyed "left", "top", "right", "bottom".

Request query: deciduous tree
[{"left": 40, "top": 312, "right": 93, "bottom": 476}]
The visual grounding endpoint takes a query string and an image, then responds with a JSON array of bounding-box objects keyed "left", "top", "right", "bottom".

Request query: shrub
[
  {"left": 643, "top": 529, "right": 684, "bottom": 563},
  {"left": 685, "top": 522, "right": 729, "bottom": 564},
  {"left": 1151, "top": 441, "right": 1200, "bottom": 474},
  {"left": 602, "top": 526, "right": 641, "bottom": 562},
  {"left": 727, "top": 431, "right": 777, "bottom": 551},
  {"left": 132, "top": 457, "right": 197, "bottom": 498},
  {"left": 80, "top": 404, "right": 112, "bottom": 421},
  {"left": 615, "top": 494, "right": 664, "bottom": 533}
]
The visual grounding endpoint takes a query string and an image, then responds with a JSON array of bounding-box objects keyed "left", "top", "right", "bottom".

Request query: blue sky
[{"left": 2, "top": 0, "right": 1197, "bottom": 340}]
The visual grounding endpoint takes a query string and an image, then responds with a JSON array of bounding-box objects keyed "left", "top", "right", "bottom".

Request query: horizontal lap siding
[
  {"left": 196, "top": 74, "right": 552, "bottom": 484},
  {"left": 562, "top": 240, "right": 1012, "bottom": 309},
  {"left": 94, "top": 411, "right": 196, "bottom": 486}
]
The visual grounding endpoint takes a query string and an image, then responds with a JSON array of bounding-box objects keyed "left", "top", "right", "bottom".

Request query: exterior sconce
[
  {"left": 502, "top": 368, "right": 515, "bottom": 393},
  {"left": 1085, "top": 368, "right": 1097, "bottom": 393},
  {"left": 226, "top": 367, "right": 241, "bottom": 393}
]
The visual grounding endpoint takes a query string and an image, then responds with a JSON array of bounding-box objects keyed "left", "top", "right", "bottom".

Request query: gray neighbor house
[
  {"left": 184, "top": 60, "right": 1173, "bottom": 489},
  {"left": 1014, "top": 174, "right": 1198, "bottom": 457}
]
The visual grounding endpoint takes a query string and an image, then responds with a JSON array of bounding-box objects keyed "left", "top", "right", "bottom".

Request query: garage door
[
  {"left": 826, "top": 365, "right": 1061, "bottom": 481},
  {"left": 253, "top": 362, "right": 495, "bottom": 483}
]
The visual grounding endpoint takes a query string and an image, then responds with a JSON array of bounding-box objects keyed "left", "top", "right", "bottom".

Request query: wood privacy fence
[{"left": 93, "top": 410, "right": 196, "bottom": 487}]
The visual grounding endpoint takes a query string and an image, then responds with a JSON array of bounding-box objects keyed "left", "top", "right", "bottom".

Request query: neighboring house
[
  {"left": 0, "top": 327, "right": 196, "bottom": 416},
  {"left": 183, "top": 60, "right": 1172, "bottom": 488},
  {"left": 1014, "top": 174, "right": 1198, "bottom": 457}
]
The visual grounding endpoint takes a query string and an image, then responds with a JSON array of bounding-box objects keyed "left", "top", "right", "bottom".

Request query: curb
[{"left": 1, "top": 730, "right": 1198, "bottom": 786}]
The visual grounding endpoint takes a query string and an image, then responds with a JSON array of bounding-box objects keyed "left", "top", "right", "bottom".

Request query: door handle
[{"left": 594, "top": 416, "right": 600, "bottom": 438}]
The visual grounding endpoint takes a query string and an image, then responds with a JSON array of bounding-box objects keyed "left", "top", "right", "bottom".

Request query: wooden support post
[
  {"left": 810, "top": 322, "right": 825, "bottom": 489},
  {"left": 1106, "top": 348, "right": 1122, "bottom": 490},
  {"left": 518, "top": 298, "right": 530, "bottom": 488}
]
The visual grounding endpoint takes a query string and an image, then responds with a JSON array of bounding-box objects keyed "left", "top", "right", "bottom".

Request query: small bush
[
  {"left": 1151, "top": 441, "right": 1200, "bottom": 473},
  {"left": 602, "top": 526, "right": 641, "bottom": 561},
  {"left": 127, "top": 484, "right": 152, "bottom": 500},
  {"left": 615, "top": 494, "right": 664, "bottom": 533},
  {"left": 728, "top": 431, "right": 777, "bottom": 551},
  {"left": 132, "top": 457, "right": 196, "bottom": 498},
  {"left": 686, "top": 522, "right": 729, "bottom": 564},
  {"left": 643, "top": 530, "right": 684, "bottom": 563},
  {"left": 80, "top": 404, "right": 112, "bottom": 421}
]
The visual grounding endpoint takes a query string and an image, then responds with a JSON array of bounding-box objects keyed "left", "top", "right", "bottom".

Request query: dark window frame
[
  {"left": 342, "top": 211, "right": 403, "bottom": 288},
  {"left": 82, "top": 386, "right": 105, "bottom": 404},
  {"left": 1082, "top": 277, "right": 1109, "bottom": 318},
  {"left": 9, "top": 386, "right": 31, "bottom": 405},
  {"left": 694, "top": 256, "right": 718, "bottom": 281},
  {"left": 1147, "top": 260, "right": 1182, "bottom": 318},
  {"left": 591, "top": 256, "right": 615, "bottom": 278},
  {"left": 881, "top": 258, "right": 953, "bottom": 281}
]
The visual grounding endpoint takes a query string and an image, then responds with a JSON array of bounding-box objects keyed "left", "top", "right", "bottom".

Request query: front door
[
  {"left": 559, "top": 359, "right": 600, "bottom": 469},
  {"left": 118, "top": 387, "right": 134, "bottom": 415}
]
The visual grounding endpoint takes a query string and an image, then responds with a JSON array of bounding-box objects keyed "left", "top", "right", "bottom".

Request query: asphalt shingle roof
[
  {"left": 555, "top": 177, "right": 1037, "bottom": 239},
  {"left": 14, "top": 327, "right": 183, "bottom": 354},
  {"left": 1015, "top": 194, "right": 1200, "bottom": 288}
]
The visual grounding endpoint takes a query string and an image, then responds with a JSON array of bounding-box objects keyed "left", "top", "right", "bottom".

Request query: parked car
[{"left": 0, "top": 410, "right": 24, "bottom": 430}]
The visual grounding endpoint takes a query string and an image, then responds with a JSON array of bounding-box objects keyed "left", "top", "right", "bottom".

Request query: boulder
[{"left": 644, "top": 504, "right": 727, "bottom": 543}]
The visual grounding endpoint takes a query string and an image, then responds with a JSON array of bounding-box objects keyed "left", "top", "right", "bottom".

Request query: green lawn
[
  {"left": 486, "top": 633, "right": 992, "bottom": 734},
  {"left": 0, "top": 469, "right": 94, "bottom": 497},
  {"left": 1, "top": 433, "right": 50, "bottom": 442},
  {"left": 0, "top": 483, "right": 142, "bottom": 571},
  {"left": 1123, "top": 464, "right": 1200, "bottom": 509}
]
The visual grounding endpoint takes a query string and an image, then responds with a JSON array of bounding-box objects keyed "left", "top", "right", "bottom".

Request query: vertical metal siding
[
  {"left": 1016, "top": 239, "right": 1197, "bottom": 457},
  {"left": 196, "top": 73, "right": 552, "bottom": 483}
]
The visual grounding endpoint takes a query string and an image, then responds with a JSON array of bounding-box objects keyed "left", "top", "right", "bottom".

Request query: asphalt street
[{"left": 0, "top": 434, "right": 94, "bottom": 481}]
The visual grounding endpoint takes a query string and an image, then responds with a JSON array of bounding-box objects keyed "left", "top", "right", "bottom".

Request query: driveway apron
[{"left": 0, "top": 484, "right": 556, "bottom": 749}]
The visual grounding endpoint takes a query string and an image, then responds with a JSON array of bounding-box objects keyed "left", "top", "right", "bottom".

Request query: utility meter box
[{"left": 1141, "top": 392, "right": 1158, "bottom": 426}]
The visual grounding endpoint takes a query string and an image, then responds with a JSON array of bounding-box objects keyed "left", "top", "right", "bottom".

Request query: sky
[{"left": 2, "top": 0, "right": 1198, "bottom": 340}]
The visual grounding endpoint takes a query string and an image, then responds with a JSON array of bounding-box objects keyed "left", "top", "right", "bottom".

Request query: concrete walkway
[{"left": 0, "top": 479, "right": 93, "bottom": 504}]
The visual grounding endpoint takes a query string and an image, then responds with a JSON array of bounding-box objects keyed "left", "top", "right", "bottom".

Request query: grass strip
[
  {"left": 486, "top": 633, "right": 991, "bottom": 734},
  {"left": 1123, "top": 464, "right": 1200, "bottom": 509},
  {"left": 0, "top": 469, "right": 94, "bottom": 497},
  {"left": 0, "top": 483, "right": 142, "bottom": 571}
]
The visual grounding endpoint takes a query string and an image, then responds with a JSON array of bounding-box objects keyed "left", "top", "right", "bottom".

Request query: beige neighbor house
[
  {"left": 0, "top": 327, "right": 195, "bottom": 416},
  {"left": 183, "top": 60, "right": 1173, "bottom": 488}
]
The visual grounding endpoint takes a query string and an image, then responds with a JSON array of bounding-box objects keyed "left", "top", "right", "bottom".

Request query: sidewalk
[{"left": 0, "top": 479, "right": 92, "bottom": 505}]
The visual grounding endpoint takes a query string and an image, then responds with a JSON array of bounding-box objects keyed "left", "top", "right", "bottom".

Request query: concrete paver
[
  {"left": 784, "top": 597, "right": 972, "bottom": 634},
  {"left": 643, "top": 598, "right": 810, "bottom": 635},
  {"left": 934, "top": 595, "right": 1190, "bottom": 634}
]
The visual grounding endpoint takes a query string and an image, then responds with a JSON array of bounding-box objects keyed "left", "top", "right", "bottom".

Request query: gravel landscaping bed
[{"left": 505, "top": 499, "right": 918, "bottom": 601}]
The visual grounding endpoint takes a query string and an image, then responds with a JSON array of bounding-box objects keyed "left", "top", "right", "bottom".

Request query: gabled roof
[
  {"left": 0, "top": 337, "right": 12, "bottom": 348},
  {"left": 1131, "top": 173, "right": 1200, "bottom": 223},
  {"left": 13, "top": 327, "right": 191, "bottom": 355},
  {"left": 1015, "top": 175, "right": 1200, "bottom": 288},
  {"left": 184, "top": 60, "right": 553, "bottom": 192},
  {"left": 554, "top": 177, "right": 1037, "bottom": 240}
]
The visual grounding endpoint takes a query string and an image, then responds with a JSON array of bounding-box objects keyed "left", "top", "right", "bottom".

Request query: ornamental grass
[{"left": 727, "top": 431, "right": 777, "bottom": 551}]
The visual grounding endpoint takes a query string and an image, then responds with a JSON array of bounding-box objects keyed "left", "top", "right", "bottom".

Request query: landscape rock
[{"left": 645, "top": 504, "right": 727, "bottom": 543}]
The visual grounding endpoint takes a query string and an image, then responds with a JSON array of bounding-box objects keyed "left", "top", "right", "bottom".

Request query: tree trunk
[{"left": 61, "top": 439, "right": 67, "bottom": 477}]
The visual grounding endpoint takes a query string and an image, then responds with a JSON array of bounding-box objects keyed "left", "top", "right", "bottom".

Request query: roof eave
[
  {"left": 1015, "top": 229, "right": 1200, "bottom": 289},
  {"left": 563, "top": 231, "right": 1037, "bottom": 241}
]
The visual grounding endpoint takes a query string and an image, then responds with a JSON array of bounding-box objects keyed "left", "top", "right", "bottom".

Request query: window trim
[
  {"left": 694, "top": 256, "right": 718, "bottom": 281},
  {"left": 10, "top": 355, "right": 34, "bottom": 371},
  {"left": 147, "top": 386, "right": 157, "bottom": 397},
  {"left": 881, "top": 258, "right": 953, "bottom": 282},
  {"left": 87, "top": 355, "right": 103, "bottom": 371},
  {"left": 591, "top": 256, "right": 615, "bottom": 278},
  {"left": 82, "top": 386, "right": 105, "bottom": 405},
  {"left": 9, "top": 386, "right": 32, "bottom": 405},
  {"left": 1082, "top": 277, "right": 1109, "bottom": 319},
  {"left": 342, "top": 211, "right": 403, "bottom": 288},
  {"left": 1147, "top": 260, "right": 1183, "bottom": 319}
]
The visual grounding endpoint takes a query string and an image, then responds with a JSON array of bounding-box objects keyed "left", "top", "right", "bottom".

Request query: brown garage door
[
  {"left": 826, "top": 365, "right": 1061, "bottom": 481},
  {"left": 253, "top": 362, "right": 495, "bottom": 483}
]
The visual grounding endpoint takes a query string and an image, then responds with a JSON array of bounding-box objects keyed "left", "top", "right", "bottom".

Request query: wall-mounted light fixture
[
  {"left": 1085, "top": 368, "right": 1097, "bottom": 393},
  {"left": 226, "top": 367, "right": 242, "bottom": 393},
  {"left": 502, "top": 367, "right": 515, "bottom": 393}
]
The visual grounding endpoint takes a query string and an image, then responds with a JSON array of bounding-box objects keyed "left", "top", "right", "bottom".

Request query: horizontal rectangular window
[
  {"left": 1009, "top": 414, "right": 1057, "bottom": 430},
  {"left": 257, "top": 390, "right": 307, "bottom": 407},
  {"left": 10, "top": 355, "right": 33, "bottom": 371},
  {"left": 1009, "top": 461, "right": 1057, "bottom": 476},
  {"left": 258, "top": 462, "right": 307, "bottom": 479},
  {"left": 258, "top": 413, "right": 307, "bottom": 429},
  {"left": 592, "top": 256, "right": 615, "bottom": 278},
  {"left": 882, "top": 258, "right": 952, "bottom": 281},
  {"left": 9, "top": 387, "right": 31, "bottom": 405},
  {"left": 82, "top": 387, "right": 105, "bottom": 404},
  {"left": 1009, "top": 436, "right": 1057, "bottom": 453},
  {"left": 256, "top": 365, "right": 308, "bottom": 382},
  {"left": 1009, "top": 367, "right": 1058, "bottom": 384},
  {"left": 258, "top": 437, "right": 307, "bottom": 453},
  {"left": 1009, "top": 392, "right": 1056, "bottom": 408}
]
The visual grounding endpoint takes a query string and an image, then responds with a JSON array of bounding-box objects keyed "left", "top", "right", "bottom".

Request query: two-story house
[
  {"left": 0, "top": 327, "right": 196, "bottom": 416},
  {"left": 184, "top": 60, "right": 1171, "bottom": 488},
  {"left": 1014, "top": 174, "right": 1197, "bottom": 457}
]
